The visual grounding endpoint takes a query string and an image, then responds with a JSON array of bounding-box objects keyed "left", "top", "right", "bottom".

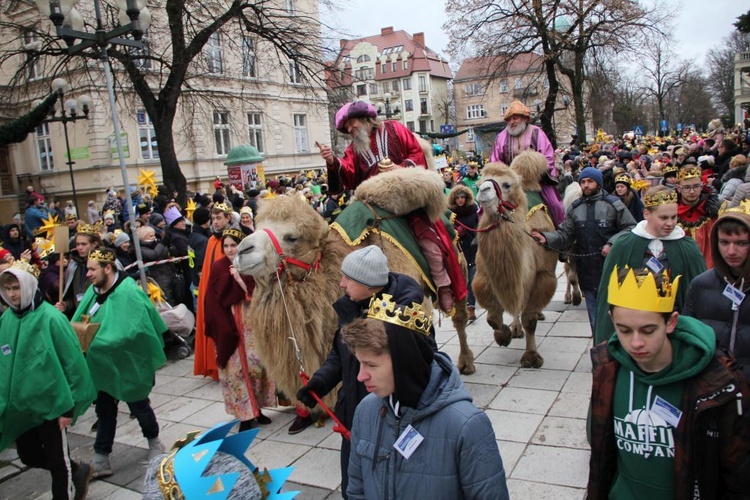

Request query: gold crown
[
  {"left": 88, "top": 248, "right": 116, "bottom": 264},
  {"left": 719, "top": 199, "right": 750, "bottom": 218},
  {"left": 213, "top": 201, "right": 232, "bottom": 214},
  {"left": 10, "top": 259, "right": 40, "bottom": 278},
  {"left": 608, "top": 266, "right": 680, "bottom": 313},
  {"left": 614, "top": 174, "right": 631, "bottom": 186},
  {"left": 239, "top": 206, "right": 253, "bottom": 216},
  {"left": 77, "top": 222, "right": 102, "bottom": 237},
  {"left": 221, "top": 228, "right": 245, "bottom": 241},
  {"left": 366, "top": 294, "right": 432, "bottom": 336},
  {"left": 644, "top": 189, "right": 678, "bottom": 208},
  {"left": 65, "top": 213, "right": 77, "bottom": 221},
  {"left": 663, "top": 164, "right": 679, "bottom": 175},
  {"left": 677, "top": 166, "right": 702, "bottom": 182},
  {"left": 630, "top": 179, "right": 650, "bottom": 192}
]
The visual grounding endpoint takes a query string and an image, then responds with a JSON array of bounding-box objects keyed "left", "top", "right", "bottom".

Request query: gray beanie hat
[
  {"left": 341, "top": 245, "right": 389, "bottom": 287},
  {"left": 114, "top": 232, "right": 130, "bottom": 248}
]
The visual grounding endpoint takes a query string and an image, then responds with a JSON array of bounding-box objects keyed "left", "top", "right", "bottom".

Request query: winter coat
[
  {"left": 712, "top": 147, "right": 743, "bottom": 190},
  {"left": 719, "top": 163, "right": 749, "bottom": 202},
  {"left": 347, "top": 353, "right": 510, "bottom": 500},
  {"left": 588, "top": 327, "right": 750, "bottom": 500},
  {"left": 728, "top": 165, "right": 750, "bottom": 208},
  {"left": 164, "top": 226, "right": 193, "bottom": 312},
  {"left": 188, "top": 225, "right": 210, "bottom": 287},
  {"left": 139, "top": 239, "right": 176, "bottom": 305},
  {"left": 24, "top": 205, "right": 48, "bottom": 236},
  {"left": 87, "top": 206, "right": 101, "bottom": 224},
  {"left": 618, "top": 188, "right": 645, "bottom": 223},
  {"left": 542, "top": 189, "right": 636, "bottom": 291},
  {"left": 448, "top": 185, "right": 479, "bottom": 265}
]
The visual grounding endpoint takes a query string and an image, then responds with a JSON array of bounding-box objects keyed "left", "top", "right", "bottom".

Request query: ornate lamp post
[
  {"left": 35, "top": 0, "right": 152, "bottom": 288},
  {"left": 384, "top": 92, "right": 393, "bottom": 119}
]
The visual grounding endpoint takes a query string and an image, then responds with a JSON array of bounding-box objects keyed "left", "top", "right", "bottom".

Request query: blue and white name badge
[
  {"left": 87, "top": 302, "right": 100, "bottom": 316},
  {"left": 76, "top": 293, "right": 85, "bottom": 303},
  {"left": 651, "top": 395, "right": 682, "bottom": 428},
  {"left": 723, "top": 284, "right": 745, "bottom": 307},
  {"left": 1, "top": 344, "right": 11, "bottom": 356},
  {"left": 645, "top": 257, "right": 665, "bottom": 274},
  {"left": 393, "top": 424, "right": 424, "bottom": 460}
]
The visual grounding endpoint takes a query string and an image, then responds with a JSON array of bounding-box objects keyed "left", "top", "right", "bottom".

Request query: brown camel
[
  {"left": 473, "top": 151, "right": 558, "bottom": 368},
  {"left": 233, "top": 169, "right": 474, "bottom": 411}
]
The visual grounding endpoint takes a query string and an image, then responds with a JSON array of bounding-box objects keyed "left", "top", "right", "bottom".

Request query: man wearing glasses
[{"left": 676, "top": 166, "right": 721, "bottom": 267}]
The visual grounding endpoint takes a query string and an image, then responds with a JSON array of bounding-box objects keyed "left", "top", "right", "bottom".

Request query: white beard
[
  {"left": 352, "top": 125, "right": 374, "bottom": 156},
  {"left": 508, "top": 122, "right": 528, "bottom": 137}
]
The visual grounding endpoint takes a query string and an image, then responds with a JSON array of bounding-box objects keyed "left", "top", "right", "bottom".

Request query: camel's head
[
  {"left": 235, "top": 195, "right": 328, "bottom": 279},
  {"left": 476, "top": 162, "right": 524, "bottom": 215}
]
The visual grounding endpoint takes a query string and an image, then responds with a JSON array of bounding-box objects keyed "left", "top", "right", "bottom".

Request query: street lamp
[
  {"left": 384, "top": 92, "right": 393, "bottom": 119},
  {"left": 37, "top": 77, "right": 90, "bottom": 216},
  {"left": 36, "top": 0, "right": 151, "bottom": 288}
]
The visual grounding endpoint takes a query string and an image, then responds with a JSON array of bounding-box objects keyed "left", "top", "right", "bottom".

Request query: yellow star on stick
[
  {"left": 146, "top": 280, "right": 165, "bottom": 304},
  {"left": 186, "top": 198, "right": 197, "bottom": 221},
  {"left": 138, "top": 168, "right": 158, "bottom": 197},
  {"left": 36, "top": 214, "right": 60, "bottom": 239}
]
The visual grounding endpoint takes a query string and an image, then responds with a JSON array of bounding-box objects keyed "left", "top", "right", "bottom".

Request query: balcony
[{"left": 736, "top": 51, "right": 750, "bottom": 71}]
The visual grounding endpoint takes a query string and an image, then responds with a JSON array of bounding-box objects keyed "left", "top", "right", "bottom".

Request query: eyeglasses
[{"left": 679, "top": 184, "right": 702, "bottom": 192}]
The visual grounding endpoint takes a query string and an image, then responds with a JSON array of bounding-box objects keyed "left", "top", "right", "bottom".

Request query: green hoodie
[{"left": 606, "top": 315, "right": 715, "bottom": 499}]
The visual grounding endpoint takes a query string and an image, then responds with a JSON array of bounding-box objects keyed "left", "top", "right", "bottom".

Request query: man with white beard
[{"left": 490, "top": 100, "right": 565, "bottom": 226}]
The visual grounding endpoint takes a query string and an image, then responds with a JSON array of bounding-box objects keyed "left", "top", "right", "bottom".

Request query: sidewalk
[{"left": 0, "top": 267, "right": 591, "bottom": 499}]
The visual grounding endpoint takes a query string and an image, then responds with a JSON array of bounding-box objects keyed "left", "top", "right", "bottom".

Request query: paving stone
[
  {"left": 106, "top": 445, "right": 152, "bottom": 487},
  {"left": 574, "top": 351, "right": 593, "bottom": 372},
  {"left": 282, "top": 481, "right": 336, "bottom": 500},
  {"left": 289, "top": 447, "right": 342, "bottom": 490},
  {"left": 183, "top": 381, "right": 224, "bottom": 402},
  {"left": 512, "top": 445, "right": 590, "bottom": 488},
  {"left": 508, "top": 368, "right": 569, "bottom": 391},
  {"left": 489, "top": 387, "right": 559, "bottom": 415},
  {"left": 0, "top": 465, "right": 50, "bottom": 499},
  {"left": 463, "top": 382, "right": 502, "bottom": 409},
  {"left": 153, "top": 396, "right": 213, "bottom": 422},
  {"left": 0, "top": 464, "right": 20, "bottom": 481},
  {"left": 532, "top": 416, "right": 589, "bottom": 449},
  {"left": 317, "top": 431, "right": 345, "bottom": 451},
  {"left": 506, "top": 478, "right": 585, "bottom": 499},
  {"left": 558, "top": 309, "right": 591, "bottom": 322},
  {"left": 537, "top": 349, "right": 584, "bottom": 371},
  {"left": 546, "top": 321, "right": 592, "bottom": 338},
  {"left": 265, "top": 417, "right": 334, "bottom": 447},
  {"left": 549, "top": 392, "right": 591, "bottom": 420},
  {"left": 0, "top": 448, "right": 18, "bottom": 461},
  {"left": 247, "top": 439, "right": 311, "bottom": 470},
  {"left": 252, "top": 408, "right": 297, "bottom": 439},
  {"left": 497, "top": 440, "right": 527, "bottom": 476},
  {"left": 539, "top": 336, "right": 592, "bottom": 354},
  {"left": 180, "top": 401, "right": 233, "bottom": 428},
  {"left": 152, "top": 374, "right": 213, "bottom": 396},
  {"left": 156, "top": 359, "right": 195, "bottom": 377},
  {"left": 158, "top": 422, "right": 210, "bottom": 451},
  {"left": 459, "top": 362, "right": 517, "bottom": 386},
  {"left": 485, "top": 410, "right": 544, "bottom": 443},
  {"left": 562, "top": 371, "right": 592, "bottom": 394},
  {"left": 475, "top": 346, "right": 530, "bottom": 367}
]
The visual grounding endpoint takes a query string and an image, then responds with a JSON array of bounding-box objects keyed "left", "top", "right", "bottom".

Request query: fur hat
[
  {"left": 341, "top": 245, "right": 389, "bottom": 287},
  {"left": 114, "top": 232, "right": 130, "bottom": 248},
  {"left": 503, "top": 100, "right": 530, "bottom": 121},
  {"left": 193, "top": 207, "right": 211, "bottom": 226},
  {"left": 335, "top": 101, "right": 378, "bottom": 133},
  {"left": 579, "top": 166, "right": 603, "bottom": 187}
]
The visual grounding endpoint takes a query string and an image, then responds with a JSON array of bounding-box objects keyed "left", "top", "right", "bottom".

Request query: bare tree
[
  {"left": 0, "top": 0, "right": 339, "bottom": 201},
  {"left": 706, "top": 31, "right": 750, "bottom": 123},
  {"left": 637, "top": 40, "right": 688, "bottom": 127}
]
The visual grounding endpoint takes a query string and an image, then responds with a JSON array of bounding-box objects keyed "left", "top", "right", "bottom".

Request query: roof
[{"left": 455, "top": 54, "right": 543, "bottom": 81}]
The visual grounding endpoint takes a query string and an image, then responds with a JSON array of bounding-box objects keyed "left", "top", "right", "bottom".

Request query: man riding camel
[{"left": 318, "top": 101, "right": 466, "bottom": 312}]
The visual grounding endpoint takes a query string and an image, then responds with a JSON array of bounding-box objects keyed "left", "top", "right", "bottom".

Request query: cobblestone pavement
[{"left": 1, "top": 266, "right": 591, "bottom": 499}]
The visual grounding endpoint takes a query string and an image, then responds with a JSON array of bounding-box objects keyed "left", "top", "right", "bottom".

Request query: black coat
[
  {"left": 188, "top": 225, "right": 210, "bottom": 287},
  {"left": 139, "top": 239, "right": 176, "bottom": 305}
]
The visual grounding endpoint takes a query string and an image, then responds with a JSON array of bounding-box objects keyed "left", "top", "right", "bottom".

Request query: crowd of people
[{"left": 1, "top": 97, "right": 749, "bottom": 499}]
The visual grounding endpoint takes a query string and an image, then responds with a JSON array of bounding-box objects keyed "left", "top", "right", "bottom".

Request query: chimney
[
  {"left": 413, "top": 32, "right": 425, "bottom": 47},
  {"left": 381, "top": 27, "right": 394, "bottom": 36}
]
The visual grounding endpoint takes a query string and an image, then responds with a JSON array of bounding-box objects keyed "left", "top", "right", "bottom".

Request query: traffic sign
[
  {"left": 677, "top": 123, "right": 683, "bottom": 131},
  {"left": 633, "top": 125, "right": 644, "bottom": 136},
  {"left": 660, "top": 120, "right": 668, "bottom": 132},
  {"left": 440, "top": 124, "right": 456, "bottom": 135}
]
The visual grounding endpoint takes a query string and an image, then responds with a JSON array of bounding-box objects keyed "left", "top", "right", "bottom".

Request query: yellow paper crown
[
  {"left": 221, "top": 228, "right": 245, "bottom": 241},
  {"left": 644, "top": 190, "right": 678, "bottom": 208},
  {"left": 614, "top": 174, "right": 631, "bottom": 186},
  {"left": 366, "top": 293, "right": 432, "bottom": 336},
  {"left": 630, "top": 179, "right": 650, "bottom": 192},
  {"left": 719, "top": 199, "right": 750, "bottom": 218},
  {"left": 10, "top": 259, "right": 40, "bottom": 278},
  {"left": 677, "top": 166, "right": 701, "bottom": 182},
  {"left": 77, "top": 222, "right": 102, "bottom": 237},
  {"left": 663, "top": 164, "right": 679, "bottom": 175},
  {"left": 608, "top": 266, "right": 680, "bottom": 313},
  {"left": 88, "top": 248, "right": 116, "bottom": 264},
  {"left": 213, "top": 201, "right": 232, "bottom": 214}
]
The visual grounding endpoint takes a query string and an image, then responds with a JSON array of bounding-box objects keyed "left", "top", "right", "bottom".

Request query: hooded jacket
[
  {"left": 448, "top": 185, "right": 479, "bottom": 265},
  {"left": 588, "top": 316, "right": 750, "bottom": 499},
  {"left": 719, "top": 163, "right": 749, "bottom": 202},
  {"left": 683, "top": 210, "right": 750, "bottom": 383},
  {"left": 347, "top": 353, "right": 509, "bottom": 500}
]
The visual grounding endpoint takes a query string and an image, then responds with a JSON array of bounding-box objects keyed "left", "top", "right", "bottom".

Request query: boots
[
  {"left": 468, "top": 305, "right": 477, "bottom": 321},
  {"left": 91, "top": 453, "right": 112, "bottom": 479},
  {"left": 147, "top": 437, "right": 165, "bottom": 460},
  {"left": 72, "top": 462, "right": 92, "bottom": 500},
  {"left": 438, "top": 286, "right": 454, "bottom": 313}
]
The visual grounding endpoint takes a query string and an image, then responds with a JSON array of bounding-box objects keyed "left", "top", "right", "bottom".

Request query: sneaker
[
  {"left": 90, "top": 420, "right": 98, "bottom": 432},
  {"left": 256, "top": 413, "right": 272, "bottom": 426},
  {"left": 287, "top": 415, "right": 313, "bottom": 435},
  {"left": 91, "top": 453, "right": 112, "bottom": 479},
  {"left": 438, "top": 286, "right": 454, "bottom": 313},
  {"left": 147, "top": 438, "right": 165, "bottom": 460},
  {"left": 72, "top": 462, "right": 93, "bottom": 500}
]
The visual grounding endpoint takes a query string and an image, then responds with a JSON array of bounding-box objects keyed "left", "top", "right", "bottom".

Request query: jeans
[
  {"left": 467, "top": 264, "right": 476, "bottom": 307},
  {"left": 583, "top": 289, "right": 597, "bottom": 336},
  {"left": 93, "top": 391, "right": 159, "bottom": 455}
]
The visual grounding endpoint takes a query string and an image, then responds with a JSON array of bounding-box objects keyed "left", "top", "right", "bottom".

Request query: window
[
  {"left": 420, "top": 98, "right": 428, "bottom": 114},
  {"left": 247, "top": 113, "right": 263, "bottom": 153},
  {"left": 213, "top": 111, "right": 230, "bottom": 155},
  {"left": 406, "top": 121, "right": 415, "bottom": 132},
  {"left": 501, "top": 103, "right": 509, "bottom": 116},
  {"left": 137, "top": 110, "right": 159, "bottom": 160},
  {"left": 132, "top": 35, "right": 152, "bottom": 69},
  {"left": 23, "top": 31, "right": 40, "bottom": 80},
  {"left": 381, "top": 63, "right": 386, "bottom": 74},
  {"left": 205, "top": 33, "right": 223, "bottom": 74},
  {"left": 418, "top": 76, "right": 427, "bottom": 92},
  {"left": 293, "top": 114, "right": 308, "bottom": 152},
  {"left": 369, "top": 83, "right": 378, "bottom": 95},
  {"left": 543, "top": 76, "right": 549, "bottom": 89},
  {"left": 392, "top": 80, "right": 399, "bottom": 92},
  {"left": 466, "top": 128, "right": 475, "bottom": 142},
  {"left": 466, "top": 104, "right": 485, "bottom": 119},
  {"left": 499, "top": 80, "right": 508, "bottom": 93},
  {"left": 403, "top": 60, "right": 408, "bottom": 70},
  {"left": 392, "top": 62, "right": 397, "bottom": 72},
  {"left": 418, "top": 120, "right": 426, "bottom": 133},
  {"left": 382, "top": 47, "right": 393, "bottom": 55},
  {"left": 285, "top": 0, "right": 295, "bottom": 14},
  {"left": 354, "top": 67, "right": 374, "bottom": 80},
  {"left": 36, "top": 123, "right": 53, "bottom": 171},
  {"left": 289, "top": 59, "right": 302, "bottom": 84},
  {"left": 514, "top": 78, "right": 523, "bottom": 90},
  {"left": 356, "top": 54, "right": 371, "bottom": 63},
  {"left": 465, "top": 83, "right": 483, "bottom": 96},
  {"left": 405, "top": 99, "right": 413, "bottom": 111},
  {"left": 383, "top": 82, "right": 390, "bottom": 94},
  {"left": 242, "top": 37, "right": 256, "bottom": 78},
  {"left": 394, "top": 45, "right": 403, "bottom": 52},
  {"left": 356, "top": 84, "right": 367, "bottom": 96},
  {"left": 402, "top": 78, "right": 411, "bottom": 90}
]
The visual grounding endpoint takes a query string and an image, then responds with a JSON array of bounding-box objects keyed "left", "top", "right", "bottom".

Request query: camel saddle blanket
[
  {"left": 331, "top": 201, "right": 459, "bottom": 294},
  {"left": 525, "top": 191, "right": 552, "bottom": 226}
]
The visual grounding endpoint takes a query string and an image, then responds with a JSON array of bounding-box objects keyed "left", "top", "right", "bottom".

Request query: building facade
[
  {"left": 735, "top": 50, "right": 750, "bottom": 127},
  {"left": 0, "top": 0, "right": 330, "bottom": 221}
]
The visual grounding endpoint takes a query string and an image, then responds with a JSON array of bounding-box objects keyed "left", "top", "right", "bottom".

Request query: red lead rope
[{"left": 300, "top": 372, "right": 351, "bottom": 440}]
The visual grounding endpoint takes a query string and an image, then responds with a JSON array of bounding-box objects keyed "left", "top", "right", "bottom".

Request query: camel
[
  {"left": 562, "top": 182, "right": 583, "bottom": 306},
  {"left": 473, "top": 151, "right": 558, "bottom": 368},
  {"left": 233, "top": 168, "right": 474, "bottom": 411}
]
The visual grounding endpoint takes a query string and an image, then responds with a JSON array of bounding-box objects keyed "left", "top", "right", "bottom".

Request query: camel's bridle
[
  {"left": 261, "top": 228, "right": 321, "bottom": 282},
  {"left": 455, "top": 179, "right": 517, "bottom": 234}
]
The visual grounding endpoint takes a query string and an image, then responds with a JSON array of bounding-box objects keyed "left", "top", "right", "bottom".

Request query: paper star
[
  {"left": 146, "top": 280, "right": 165, "bottom": 304},
  {"left": 186, "top": 198, "right": 197, "bottom": 221},
  {"left": 138, "top": 168, "right": 158, "bottom": 197},
  {"left": 37, "top": 214, "right": 60, "bottom": 239}
]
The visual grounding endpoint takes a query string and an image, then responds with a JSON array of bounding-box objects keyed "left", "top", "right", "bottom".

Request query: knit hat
[
  {"left": 114, "top": 232, "right": 130, "bottom": 248},
  {"left": 163, "top": 206, "right": 184, "bottom": 227},
  {"left": 341, "top": 245, "right": 389, "bottom": 287},
  {"left": 149, "top": 213, "right": 165, "bottom": 227},
  {"left": 579, "top": 166, "right": 603, "bottom": 187},
  {"left": 193, "top": 207, "right": 211, "bottom": 226},
  {"left": 503, "top": 100, "right": 531, "bottom": 121},
  {"left": 335, "top": 101, "right": 378, "bottom": 133}
]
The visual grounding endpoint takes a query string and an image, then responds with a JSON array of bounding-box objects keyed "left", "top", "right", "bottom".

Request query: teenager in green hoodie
[{"left": 588, "top": 266, "right": 750, "bottom": 500}]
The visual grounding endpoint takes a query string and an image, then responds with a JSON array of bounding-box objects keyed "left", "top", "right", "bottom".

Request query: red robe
[
  {"left": 194, "top": 234, "right": 224, "bottom": 379},
  {"left": 678, "top": 200, "right": 715, "bottom": 269}
]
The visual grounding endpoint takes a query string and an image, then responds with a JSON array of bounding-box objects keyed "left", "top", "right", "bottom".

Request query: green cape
[
  {"left": 73, "top": 277, "right": 167, "bottom": 402},
  {"left": 0, "top": 301, "right": 96, "bottom": 450},
  {"left": 594, "top": 232, "right": 707, "bottom": 345}
]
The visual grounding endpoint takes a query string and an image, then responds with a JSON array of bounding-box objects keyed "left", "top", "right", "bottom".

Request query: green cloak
[
  {"left": 0, "top": 301, "right": 96, "bottom": 451},
  {"left": 594, "top": 232, "right": 707, "bottom": 345},
  {"left": 73, "top": 276, "right": 167, "bottom": 402}
]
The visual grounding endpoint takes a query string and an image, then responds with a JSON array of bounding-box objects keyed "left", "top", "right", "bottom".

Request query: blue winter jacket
[{"left": 347, "top": 353, "right": 509, "bottom": 500}]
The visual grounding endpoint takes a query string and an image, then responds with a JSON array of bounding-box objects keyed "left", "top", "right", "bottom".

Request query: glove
[{"left": 296, "top": 377, "right": 326, "bottom": 409}]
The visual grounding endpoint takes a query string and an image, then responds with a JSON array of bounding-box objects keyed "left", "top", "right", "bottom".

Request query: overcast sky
[{"left": 327, "top": 0, "right": 747, "bottom": 65}]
